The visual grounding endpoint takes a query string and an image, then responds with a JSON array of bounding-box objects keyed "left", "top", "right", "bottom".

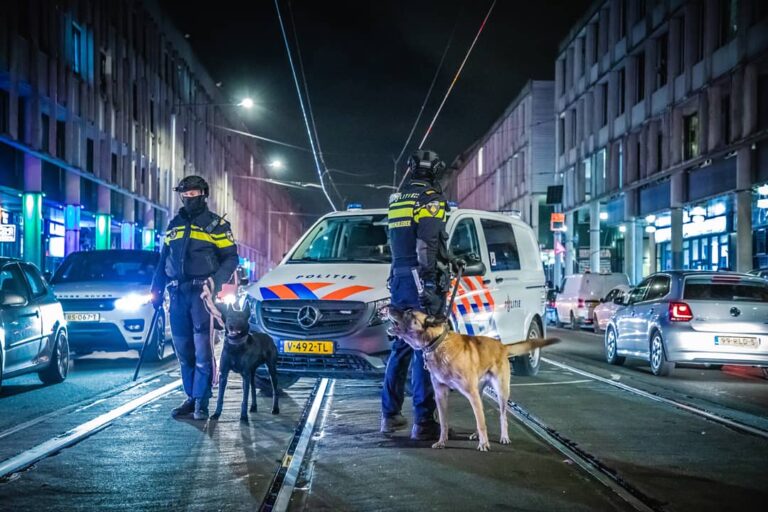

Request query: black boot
[
  {"left": 380, "top": 414, "right": 408, "bottom": 433},
  {"left": 171, "top": 397, "right": 195, "bottom": 418},
  {"left": 193, "top": 398, "right": 209, "bottom": 420},
  {"left": 410, "top": 420, "right": 441, "bottom": 441}
]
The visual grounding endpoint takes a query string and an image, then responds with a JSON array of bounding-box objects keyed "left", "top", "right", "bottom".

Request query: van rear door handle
[
  {"left": 20, "top": 311, "right": 39, "bottom": 318},
  {"left": 482, "top": 279, "right": 492, "bottom": 285},
  {"left": 495, "top": 277, "right": 504, "bottom": 283}
]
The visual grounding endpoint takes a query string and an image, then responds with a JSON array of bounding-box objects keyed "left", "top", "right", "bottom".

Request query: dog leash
[
  {"left": 201, "top": 278, "right": 222, "bottom": 386},
  {"left": 444, "top": 263, "right": 464, "bottom": 318}
]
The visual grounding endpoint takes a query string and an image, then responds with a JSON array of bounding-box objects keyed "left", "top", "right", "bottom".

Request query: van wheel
[
  {"left": 256, "top": 373, "right": 300, "bottom": 395},
  {"left": 604, "top": 327, "right": 625, "bottom": 366},
  {"left": 512, "top": 322, "right": 542, "bottom": 376},
  {"left": 39, "top": 330, "right": 70, "bottom": 385},
  {"left": 555, "top": 312, "right": 565, "bottom": 328},
  {"left": 649, "top": 330, "right": 674, "bottom": 377},
  {"left": 592, "top": 315, "right": 601, "bottom": 334}
]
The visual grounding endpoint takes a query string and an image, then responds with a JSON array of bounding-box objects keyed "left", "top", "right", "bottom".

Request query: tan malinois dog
[{"left": 388, "top": 309, "right": 559, "bottom": 451}]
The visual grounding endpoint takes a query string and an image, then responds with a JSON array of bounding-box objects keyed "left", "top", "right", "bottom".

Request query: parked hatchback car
[
  {"left": 604, "top": 271, "right": 768, "bottom": 376},
  {"left": 556, "top": 272, "right": 630, "bottom": 329},
  {"left": 50, "top": 250, "right": 170, "bottom": 361},
  {"left": 591, "top": 285, "right": 630, "bottom": 334},
  {"left": 1, "top": 258, "right": 69, "bottom": 392}
]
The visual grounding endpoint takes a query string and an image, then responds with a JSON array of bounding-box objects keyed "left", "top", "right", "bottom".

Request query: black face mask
[{"left": 181, "top": 195, "right": 206, "bottom": 214}]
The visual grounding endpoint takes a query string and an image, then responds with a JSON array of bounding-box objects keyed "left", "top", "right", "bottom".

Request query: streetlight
[
  {"left": 268, "top": 159, "right": 284, "bottom": 170},
  {"left": 238, "top": 97, "right": 255, "bottom": 109}
]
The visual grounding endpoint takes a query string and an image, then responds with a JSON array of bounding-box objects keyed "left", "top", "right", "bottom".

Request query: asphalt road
[{"left": 0, "top": 330, "right": 765, "bottom": 511}]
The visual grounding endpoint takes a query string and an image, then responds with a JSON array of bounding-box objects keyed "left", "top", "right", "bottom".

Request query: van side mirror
[
  {"left": 462, "top": 261, "right": 486, "bottom": 277},
  {"left": 1, "top": 292, "right": 27, "bottom": 307}
]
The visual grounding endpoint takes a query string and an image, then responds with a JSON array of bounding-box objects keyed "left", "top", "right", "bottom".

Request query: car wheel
[
  {"left": 649, "top": 330, "right": 674, "bottom": 377},
  {"left": 512, "top": 321, "right": 542, "bottom": 376},
  {"left": 569, "top": 311, "right": 578, "bottom": 330},
  {"left": 145, "top": 313, "right": 167, "bottom": 362},
  {"left": 39, "top": 330, "right": 70, "bottom": 385},
  {"left": 592, "top": 314, "right": 601, "bottom": 334},
  {"left": 555, "top": 311, "right": 565, "bottom": 328},
  {"left": 604, "top": 327, "right": 625, "bottom": 366},
  {"left": 256, "top": 373, "right": 300, "bottom": 395}
]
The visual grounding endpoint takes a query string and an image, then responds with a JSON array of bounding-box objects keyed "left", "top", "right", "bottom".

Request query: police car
[{"left": 246, "top": 206, "right": 547, "bottom": 389}]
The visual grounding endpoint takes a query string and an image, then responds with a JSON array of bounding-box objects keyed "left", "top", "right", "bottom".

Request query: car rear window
[{"left": 684, "top": 278, "right": 768, "bottom": 302}]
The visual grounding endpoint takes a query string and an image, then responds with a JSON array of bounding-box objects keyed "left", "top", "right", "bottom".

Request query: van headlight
[
  {"left": 115, "top": 293, "right": 153, "bottom": 311},
  {"left": 368, "top": 298, "right": 391, "bottom": 326}
]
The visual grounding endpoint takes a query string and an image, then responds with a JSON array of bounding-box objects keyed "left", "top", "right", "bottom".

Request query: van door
[
  {"left": 476, "top": 217, "right": 529, "bottom": 341},
  {"left": 447, "top": 216, "right": 494, "bottom": 336}
]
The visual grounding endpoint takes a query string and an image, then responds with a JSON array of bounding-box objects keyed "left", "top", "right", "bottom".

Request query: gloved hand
[
  {"left": 420, "top": 281, "right": 444, "bottom": 317},
  {"left": 451, "top": 258, "right": 467, "bottom": 273},
  {"left": 150, "top": 289, "right": 164, "bottom": 310}
]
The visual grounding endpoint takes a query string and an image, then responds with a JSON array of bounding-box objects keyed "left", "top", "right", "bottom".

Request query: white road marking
[
  {"left": 0, "top": 379, "right": 182, "bottom": 479},
  {"left": 509, "top": 379, "right": 591, "bottom": 387}
]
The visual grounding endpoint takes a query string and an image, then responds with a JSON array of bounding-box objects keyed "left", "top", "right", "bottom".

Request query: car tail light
[
  {"left": 669, "top": 302, "right": 693, "bottom": 322},
  {"left": 577, "top": 298, "right": 585, "bottom": 308},
  {"left": 548, "top": 300, "right": 556, "bottom": 308}
]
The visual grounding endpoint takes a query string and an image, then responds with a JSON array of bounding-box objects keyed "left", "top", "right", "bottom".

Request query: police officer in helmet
[
  {"left": 150, "top": 175, "right": 239, "bottom": 420},
  {"left": 381, "top": 150, "right": 452, "bottom": 440}
]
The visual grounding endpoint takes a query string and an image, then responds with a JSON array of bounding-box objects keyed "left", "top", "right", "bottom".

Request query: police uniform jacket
[
  {"left": 151, "top": 206, "right": 238, "bottom": 292},
  {"left": 388, "top": 178, "right": 449, "bottom": 283}
]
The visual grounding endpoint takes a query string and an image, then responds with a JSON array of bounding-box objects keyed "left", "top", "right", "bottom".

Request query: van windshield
[{"left": 289, "top": 215, "right": 391, "bottom": 264}]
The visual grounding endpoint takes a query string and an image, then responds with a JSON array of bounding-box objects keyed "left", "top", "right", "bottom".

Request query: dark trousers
[
  {"left": 381, "top": 268, "right": 440, "bottom": 424},
  {"left": 169, "top": 283, "right": 212, "bottom": 400}
]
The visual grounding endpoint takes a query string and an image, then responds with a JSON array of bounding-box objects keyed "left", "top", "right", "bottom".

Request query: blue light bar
[
  {"left": 347, "top": 203, "right": 363, "bottom": 210},
  {"left": 448, "top": 201, "right": 459, "bottom": 209}
]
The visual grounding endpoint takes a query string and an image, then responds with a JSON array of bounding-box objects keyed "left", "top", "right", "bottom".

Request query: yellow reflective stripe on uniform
[
  {"left": 388, "top": 220, "right": 412, "bottom": 228},
  {"left": 388, "top": 207, "right": 415, "bottom": 219},
  {"left": 389, "top": 200, "right": 416, "bottom": 208},
  {"left": 413, "top": 203, "right": 446, "bottom": 222},
  {"left": 188, "top": 230, "right": 234, "bottom": 248}
]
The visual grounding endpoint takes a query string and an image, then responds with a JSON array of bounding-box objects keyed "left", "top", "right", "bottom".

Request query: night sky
[{"left": 157, "top": 0, "right": 592, "bottom": 214}]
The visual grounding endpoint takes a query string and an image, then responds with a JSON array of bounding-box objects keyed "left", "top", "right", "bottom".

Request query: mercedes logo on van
[
  {"left": 730, "top": 307, "right": 741, "bottom": 318},
  {"left": 297, "top": 306, "right": 320, "bottom": 329}
]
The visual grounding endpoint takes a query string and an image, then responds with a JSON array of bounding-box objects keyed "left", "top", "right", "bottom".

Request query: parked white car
[
  {"left": 246, "top": 207, "right": 548, "bottom": 389},
  {"left": 590, "top": 285, "right": 630, "bottom": 333},
  {"left": 555, "top": 272, "right": 630, "bottom": 329}
]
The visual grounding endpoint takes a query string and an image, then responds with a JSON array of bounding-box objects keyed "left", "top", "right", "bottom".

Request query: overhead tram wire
[
  {"left": 274, "top": 0, "right": 337, "bottom": 211},
  {"left": 288, "top": 1, "right": 345, "bottom": 206},
  {"left": 392, "top": 7, "right": 462, "bottom": 187},
  {"left": 397, "top": 0, "right": 498, "bottom": 192}
]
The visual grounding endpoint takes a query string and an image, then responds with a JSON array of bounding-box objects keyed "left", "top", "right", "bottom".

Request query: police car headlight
[
  {"left": 115, "top": 293, "right": 153, "bottom": 312},
  {"left": 368, "top": 298, "right": 391, "bottom": 326}
]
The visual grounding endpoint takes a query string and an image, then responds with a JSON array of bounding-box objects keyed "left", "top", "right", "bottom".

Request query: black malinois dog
[{"left": 211, "top": 305, "right": 279, "bottom": 422}]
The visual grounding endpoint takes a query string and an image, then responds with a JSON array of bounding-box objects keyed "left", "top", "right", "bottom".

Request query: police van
[{"left": 246, "top": 207, "right": 547, "bottom": 389}]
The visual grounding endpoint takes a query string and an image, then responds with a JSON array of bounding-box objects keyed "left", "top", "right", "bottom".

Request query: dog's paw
[
  {"left": 271, "top": 407, "right": 280, "bottom": 415},
  {"left": 469, "top": 432, "right": 478, "bottom": 441},
  {"left": 499, "top": 435, "right": 511, "bottom": 445},
  {"left": 240, "top": 415, "right": 249, "bottom": 423},
  {"left": 249, "top": 405, "right": 258, "bottom": 413},
  {"left": 431, "top": 440, "right": 446, "bottom": 449},
  {"left": 210, "top": 412, "right": 221, "bottom": 421},
  {"left": 476, "top": 441, "right": 490, "bottom": 452}
]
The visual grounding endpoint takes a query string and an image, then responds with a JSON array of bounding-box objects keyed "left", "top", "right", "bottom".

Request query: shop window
[{"left": 683, "top": 113, "right": 699, "bottom": 160}]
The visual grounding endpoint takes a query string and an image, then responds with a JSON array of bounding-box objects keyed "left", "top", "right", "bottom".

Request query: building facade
[
  {"left": 0, "top": 0, "right": 303, "bottom": 278},
  {"left": 555, "top": 0, "right": 768, "bottom": 283},
  {"left": 446, "top": 80, "right": 557, "bottom": 268}
]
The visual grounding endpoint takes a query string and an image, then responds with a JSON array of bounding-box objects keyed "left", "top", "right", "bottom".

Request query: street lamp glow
[
  {"left": 239, "top": 97, "right": 254, "bottom": 109},
  {"left": 619, "top": 224, "right": 627, "bottom": 233},
  {"left": 269, "top": 159, "right": 284, "bottom": 170},
  {"left": 645, "top": 225, "right": 657, "bottom": 234},
  {"left": 599, "top": 212, "right": 608, "bottom": 221},
  {"left": 645, "top": 214, "right": 656, "bottom": 224},
  {"left": 757, "top": 184, "right": 768, "bottom": 196}
]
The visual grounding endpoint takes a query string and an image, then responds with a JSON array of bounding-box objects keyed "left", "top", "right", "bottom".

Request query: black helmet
[
  {"left": 174, "top": 175, "right": 209, "bottom": 196},
  {"left": 408, "top": 150, "right": 445, "bottom": 180}
]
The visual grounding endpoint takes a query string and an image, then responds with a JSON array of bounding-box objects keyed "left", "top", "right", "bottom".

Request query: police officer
[
  {"left": 150, "top": 176, "right": 239, "bottom": 420},
  {"left": 381, "top": 150, "right": 451, "bottom": 440}
]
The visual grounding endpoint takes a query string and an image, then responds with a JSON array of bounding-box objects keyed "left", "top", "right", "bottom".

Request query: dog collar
[
  {"left": 226, "top": 333, "right": 248, "bottom": 346},
  {"left": 423, "top": 327, "right": 449, "bottom": 355}
]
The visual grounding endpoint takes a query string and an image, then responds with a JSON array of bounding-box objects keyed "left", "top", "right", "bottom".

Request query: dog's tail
[{"left": 505, "top": 337, "right": 560, "bottom": 357}]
